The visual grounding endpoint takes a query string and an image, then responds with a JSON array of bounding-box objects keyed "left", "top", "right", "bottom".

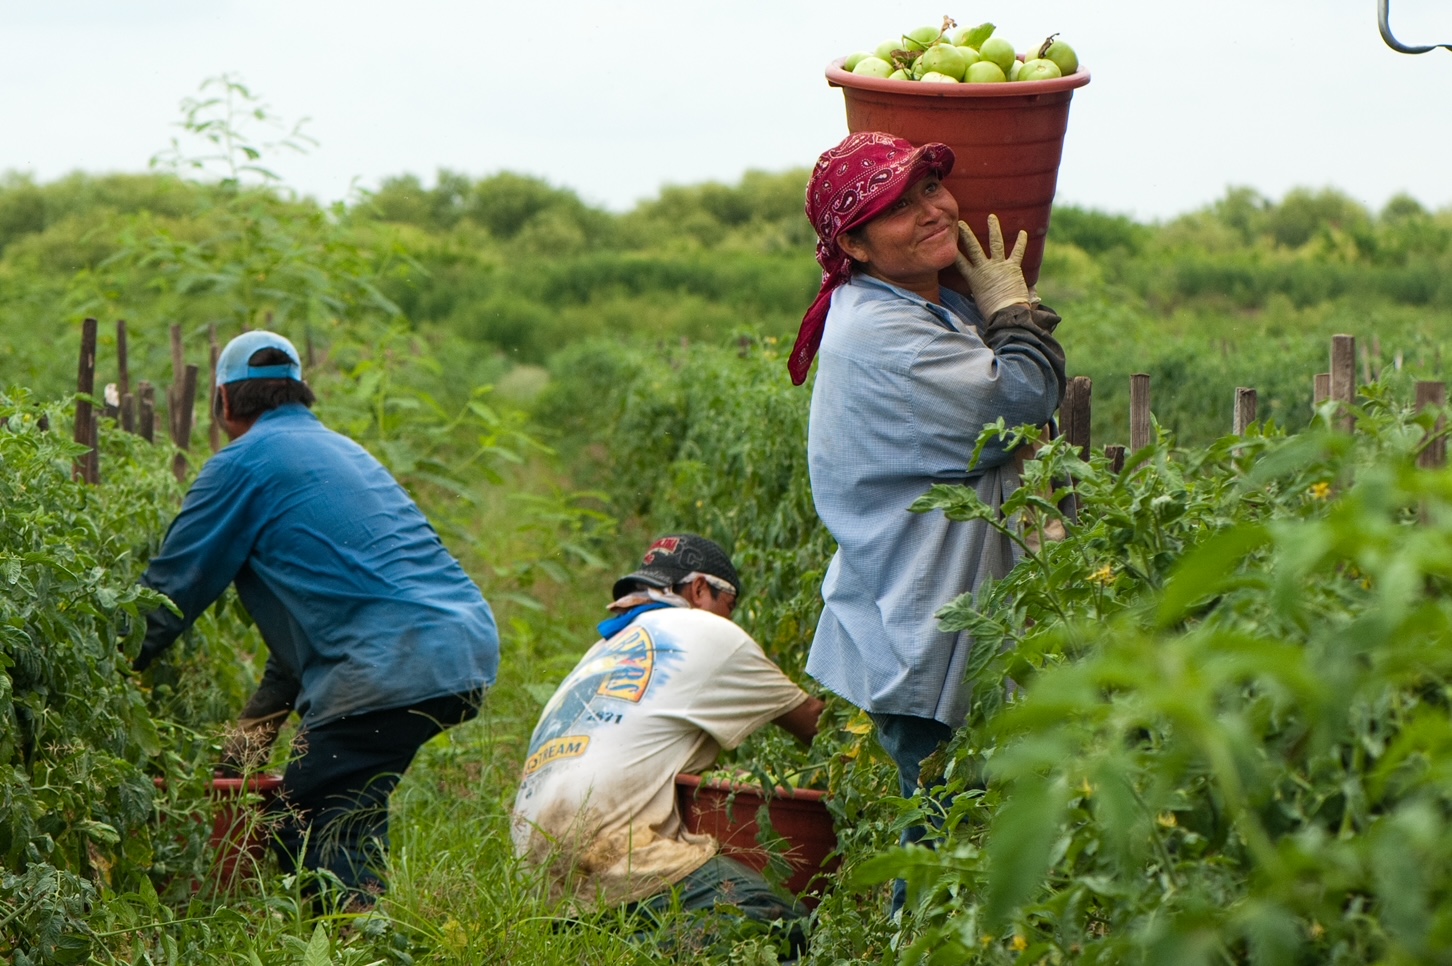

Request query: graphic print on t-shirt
[{"left": 522, "top": 623, "right": 680, "bottom": 778}]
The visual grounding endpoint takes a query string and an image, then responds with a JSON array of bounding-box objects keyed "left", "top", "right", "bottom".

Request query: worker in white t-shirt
[{"left": 512, "top": 533, "right": 825, "bottom": 933}]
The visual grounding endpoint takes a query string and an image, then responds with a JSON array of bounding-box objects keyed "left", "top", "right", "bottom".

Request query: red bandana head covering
[{"left": 789, "top": 132, "right": 954, "bottom": 385}]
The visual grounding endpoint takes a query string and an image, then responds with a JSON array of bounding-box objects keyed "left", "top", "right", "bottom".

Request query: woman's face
[{"left": 838, "top": 174, "right": 960, "bottom": 298}]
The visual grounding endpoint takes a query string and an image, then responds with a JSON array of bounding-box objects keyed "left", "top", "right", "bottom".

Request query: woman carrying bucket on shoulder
[{"left": 790, "top": 130, "right": 1067, "bottom": 915}]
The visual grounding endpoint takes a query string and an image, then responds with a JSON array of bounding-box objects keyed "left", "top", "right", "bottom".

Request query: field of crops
[{"left": 6, "top": 86, "right": 1452, "bottom": 964}]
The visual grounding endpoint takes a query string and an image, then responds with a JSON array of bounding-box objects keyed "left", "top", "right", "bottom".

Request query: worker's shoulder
[
  {"left": 635, "top": 607, "right": 761, "bottom": 653},
  {"left": 232, "top": 408, "right": 361, "bottom": 460}
]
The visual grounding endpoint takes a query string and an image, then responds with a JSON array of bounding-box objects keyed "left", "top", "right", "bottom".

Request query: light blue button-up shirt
[
  {"left": 139, "top": 403, "right": 500, "bottom": 727},
  {"left": 805, "top": 275, "right": 1064, "bottom": 727}
]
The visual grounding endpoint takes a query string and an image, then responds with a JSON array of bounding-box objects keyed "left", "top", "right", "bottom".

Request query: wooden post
[
  {"left": 116, "top": 319, "right": 130, "bottom": 401},
  {"left": 1330, "top": 334, "right": 1356, "bottom": 432},
  {"left": 208, "top": 324, "right": 222, "bottom": 453},
  {"left": 87, "top": 414, "right": 100, "bottom": 484},
  {"left": 1061, "top": 376, "right": 1092, "bottom": 460},
  {"left": 73, "top": 318, "right": 98, "bottom": 483},
  {"left": 172, "top": 364, "right": 198, "bottom": 482},
  {"left": 1233, "top": 388, "right": 1258, "bottom": 436},
  {"left": 1105, "top": 445, "right": 1126, "bottom": 475},
  {"left": 1416, "top": 381, "right": 1447, "bottom": 470},
  {"left": 120, "top": 393, "right": 136, "bottom": 433},
  {"left": 1129, "top": 373, "right": 1152, "bottom": 453},
  {"left": 169, "top": 323, "right": 185, "bottom": 444},
  {"left": 1313, "top": 373, "right": 1331, "bottom": 407},
  {"left": 138, "top": 382, "right": 155, "bottom": 443}
]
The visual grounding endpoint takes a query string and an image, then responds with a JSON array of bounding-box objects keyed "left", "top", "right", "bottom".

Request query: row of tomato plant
[{"left": 542, "top": 337, "right": 1452, "bottom": 964}]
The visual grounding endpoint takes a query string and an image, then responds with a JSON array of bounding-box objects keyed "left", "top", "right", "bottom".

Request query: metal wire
[{"left": 1378, "top": 0, "right": 1452, "bottom": 54}]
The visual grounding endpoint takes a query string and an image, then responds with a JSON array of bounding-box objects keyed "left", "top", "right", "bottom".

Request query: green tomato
[
  {"left": 978, "top": 36, "right": 1017, "bottom": 73},
  {"left": 919, "top": 70, "right": 959, "bottom": 84},
  {"left": 842, "top": 51, "right": 871, "bottom": 71},
  {"left": 1041, "top": 37, "right": 1079, "bottom": 75},
  {"left": 1016, "top": 58, "right": 1063, "bottom": 81},
  {"left": 955, "top": 45, "right": 982, "bottom": 68},
  {"left": 918, "top": 42, "right": 969, "bottom": 80},
  {"left": 964, "top": 60, "right": 1007, "bottom": 83},
  {"left": 1008, "top": 58, "right": 1023, "bottom": 81},
  {"left": 874, "top": 38, "right": 903, "bottom": 61},
  {"left": 852, "top": 56, "right": 894, "bottom": 79},
  {"left": 903, "top": 25, "right": 941, "bottom": 51},
  {"left": 888, "top": 68, "right": 911, "bottom": 81}
]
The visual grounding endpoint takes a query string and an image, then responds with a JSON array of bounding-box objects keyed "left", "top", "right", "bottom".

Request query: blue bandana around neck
[{"left": 596, "top": 600, "right": 675, "bottom": 640}]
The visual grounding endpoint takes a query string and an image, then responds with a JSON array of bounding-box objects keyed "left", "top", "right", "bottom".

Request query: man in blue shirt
[{"left": 133, "top": 330, "right": 500, "bottom": 901}]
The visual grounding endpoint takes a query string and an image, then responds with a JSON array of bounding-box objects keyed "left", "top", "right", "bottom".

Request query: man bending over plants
[
  {"left": 512, "top": 534, "right": 825, "bottom": 945},
  {"left": 130, "top": 330, "right": 499, "bottom": 904}
]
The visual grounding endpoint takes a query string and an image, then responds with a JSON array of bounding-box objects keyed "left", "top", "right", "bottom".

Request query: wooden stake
[
  {"left": 169, "top": 323, "right": 184, "bottom": 444},
  {"left": 209, "top": 324, "right": 222, "bottom": 453},
  {"left": 172, "top": 364, "right": 198, "bottom": 482},
  {"left": 74, "top": 318, "right": 98, "bottom": 483},
  {"left": 1416, "top": 381, "right": 1447, "bottom": 470},
  {"left": 1330, "top": 334, "right": 1356, "bottom": 432},
  {"left": 1061, "top": 376, "right": 1092, "bottom": 460},
  {"left": 138, "top": 382, "right": 155, "bottom": 443},
  {"left": 116, "top": 319, "right": 130, "bottom": 400},
  {"left": 120, "top": 393, "right": 135, "bottom": 434},
  {"left": 1106, "top": 445, "right": 1126, "bottom": 475},
  {"left": 87, "top": 413, "right": 100, "bottom": 484},
  {"left": 1233, "top": 388, "right": 1258, "bottom": 436},
  {"left": 1129, "top": 373, "right": 1152, "bottom": 453}
]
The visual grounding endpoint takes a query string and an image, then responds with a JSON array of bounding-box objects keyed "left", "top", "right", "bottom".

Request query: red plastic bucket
[
  {"left": 675, "top": 773, "right": 838, "bottom": 906},
  {"left": 154, "top": 773, "right": 285, "bottom": 891},
  {"left": 826, "top": 60, "right": 1090, "bottom": 287},
  {"left": 209, "top": 774, "right": 285, "bottom": 889}
]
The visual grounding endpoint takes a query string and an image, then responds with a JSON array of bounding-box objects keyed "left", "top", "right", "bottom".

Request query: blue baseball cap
[{"left": 215, "top": 331, "right": 303, "bottom": 385}]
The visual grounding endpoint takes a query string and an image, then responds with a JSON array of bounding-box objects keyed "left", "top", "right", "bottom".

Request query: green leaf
[
  {"left": 301, "top": 923, "right": 332, "bottom": 966},
  {"left": 1156, "top": 523, "right": 1269, "bottom": 627},
  {"left": 963, "top": 22, "right": 996, "bottom": 48},
  {"left": 984, "top": 773, "right": 1068, "bottom": 925}
]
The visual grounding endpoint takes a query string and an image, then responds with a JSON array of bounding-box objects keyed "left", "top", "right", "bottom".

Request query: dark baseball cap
[{"left": 612, "top": 534, "right": 742, "bottom": 600}]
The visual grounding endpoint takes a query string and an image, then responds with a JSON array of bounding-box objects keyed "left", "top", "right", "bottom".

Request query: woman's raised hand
[{"left": 955, "top": 214, "right": 1030, "bottom": 318}]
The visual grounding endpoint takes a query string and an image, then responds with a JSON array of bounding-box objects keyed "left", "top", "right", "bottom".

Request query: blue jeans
[
  {"left": 633, "top": 855, "right": 808, "bottom": 960},
  {"left": 868, "top": 711, "right": 954, "bottom": 916}
]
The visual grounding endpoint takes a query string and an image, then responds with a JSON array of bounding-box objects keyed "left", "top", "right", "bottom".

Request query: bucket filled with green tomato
[{"left": 827, "top": 17, "right": 1090, "bottom": 287}]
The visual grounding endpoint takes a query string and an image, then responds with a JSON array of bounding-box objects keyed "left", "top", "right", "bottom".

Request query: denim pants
[
  {"left": 633, "top": 854, "right": 808, "bottom": 959},
  {"left": 868, "top": 711, "right": 954, "bottom": 916},
  {"left": 268, "top": 693, "right": 477, "bottom": 895}
]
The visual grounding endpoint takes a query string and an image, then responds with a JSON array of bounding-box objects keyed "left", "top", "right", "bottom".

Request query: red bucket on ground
[
  {"left": 155, "top": 773, "right": 285, "bottom": 891},
  {"left": 675, "top": 773, "right": 838, "bottom": 907},
  {"left": 209, "top": 774, "right": 285, "bottom": 889},
  {"left": 826, "top": 61, "right": 1090, "bottom": 288}
]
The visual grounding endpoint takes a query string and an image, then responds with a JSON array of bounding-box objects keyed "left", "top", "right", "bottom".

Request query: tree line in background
[{"left": 4, "top": 161, "right": 1452, "bottom": 449}]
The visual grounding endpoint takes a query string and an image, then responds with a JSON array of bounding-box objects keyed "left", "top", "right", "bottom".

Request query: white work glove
[{"left": 955, "top": 215, "right": 1031, "bottom": 319}]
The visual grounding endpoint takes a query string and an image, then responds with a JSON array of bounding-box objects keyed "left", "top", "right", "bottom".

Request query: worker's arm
[
  {"left": 773, "top": 694, "right": 826, "bottom": 747},
  {"left": 134, "top": 455, "right": 260, "bottom": 670}
]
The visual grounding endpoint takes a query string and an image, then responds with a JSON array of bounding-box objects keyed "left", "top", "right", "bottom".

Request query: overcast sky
[{"left": 3, "top": 0, "right": 1451, "bottom": 222}]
